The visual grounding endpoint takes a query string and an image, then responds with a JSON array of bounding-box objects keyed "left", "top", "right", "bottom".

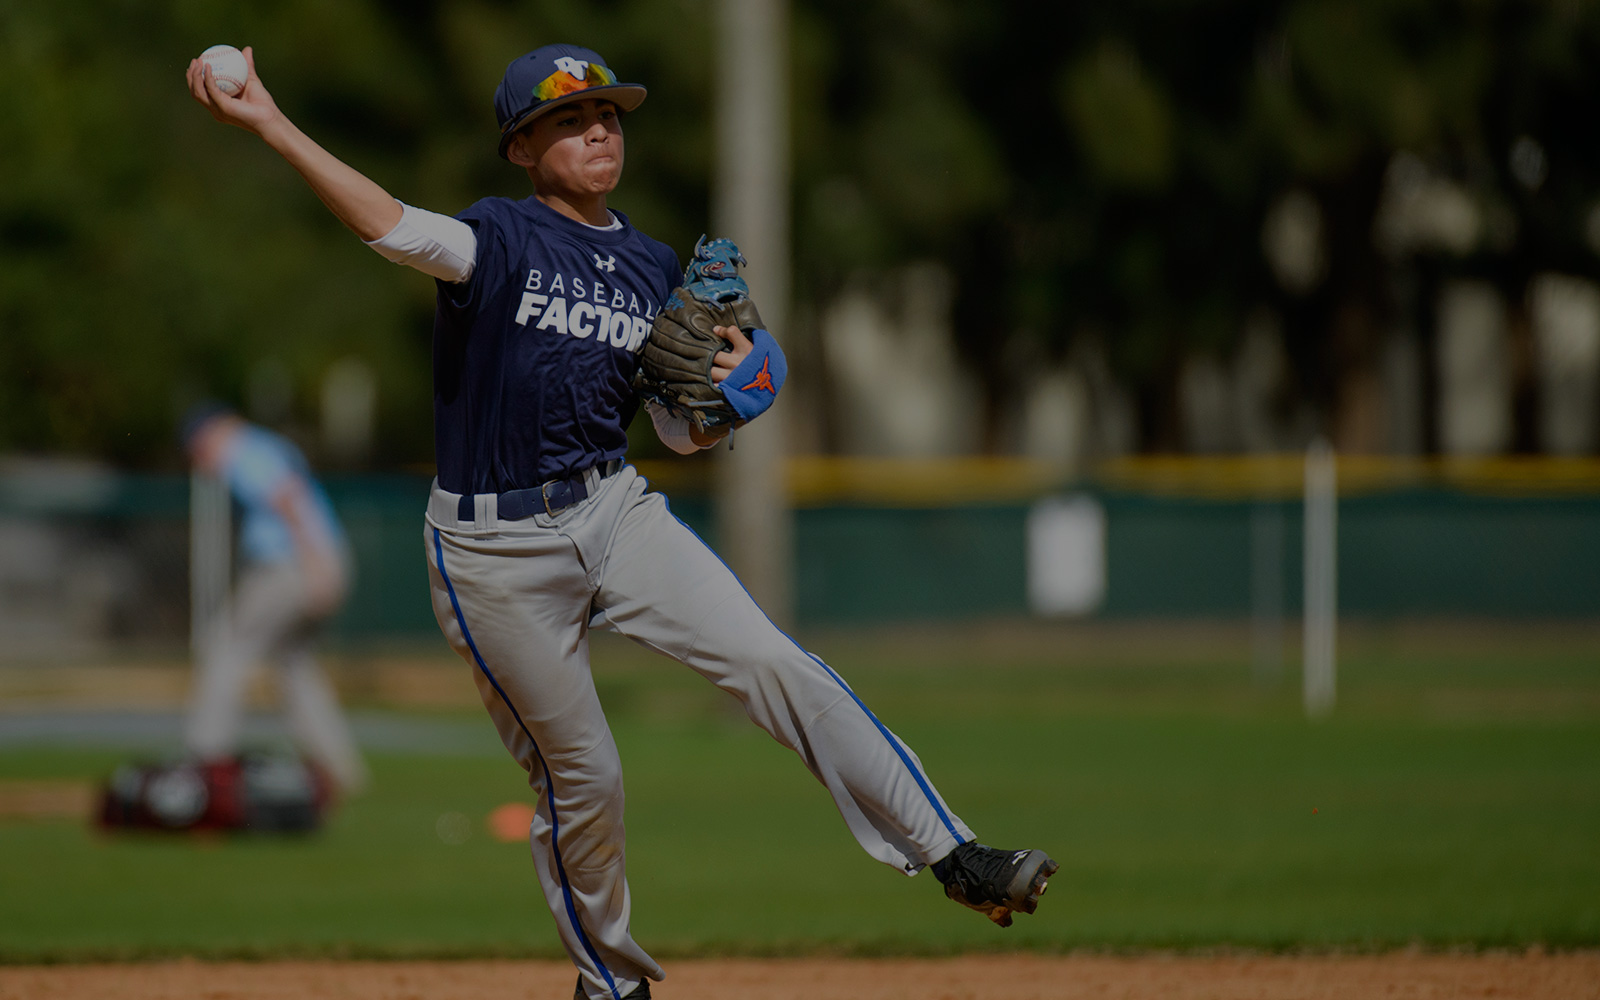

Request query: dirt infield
[{"left": 3, "top": 953, "right": 1598, "bottom": 1000}]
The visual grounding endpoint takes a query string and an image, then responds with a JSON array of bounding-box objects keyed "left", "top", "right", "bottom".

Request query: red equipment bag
[{"left": 97, "top": 752, "right": 330, "bottom": 833}]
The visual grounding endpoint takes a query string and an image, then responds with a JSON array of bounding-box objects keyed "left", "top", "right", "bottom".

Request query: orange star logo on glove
[{"left": 740, "top": 357, "right": 776, "bottom": 394}]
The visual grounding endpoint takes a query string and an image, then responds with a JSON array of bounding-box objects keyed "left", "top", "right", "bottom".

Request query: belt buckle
[{"left": 540, "top": 480, "right": 557, "bottom": 516}]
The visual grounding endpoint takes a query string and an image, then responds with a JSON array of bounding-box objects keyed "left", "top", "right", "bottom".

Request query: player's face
[
  {"left": 186, "top": 415, "right": 237, "bottom": 473},
  {"left": 516, "top": 99, "right": 625, "bottom": 197}
]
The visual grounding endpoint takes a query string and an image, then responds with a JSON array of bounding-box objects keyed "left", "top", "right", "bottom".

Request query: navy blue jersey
[{"left": 432, "top": 196, "right": 681, "bottom": 495}]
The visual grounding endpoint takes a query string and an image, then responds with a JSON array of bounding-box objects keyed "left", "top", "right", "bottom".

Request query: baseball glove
[{"left": 634, "top": 236, "right": 778, "bottom": 435}]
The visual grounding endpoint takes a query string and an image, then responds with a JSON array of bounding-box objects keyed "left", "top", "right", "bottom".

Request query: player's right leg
[
  {"left": 422, "top": 496, "right": 661, "bottom": 1000},
  {"left": 587, "top": 472, "right": 970, "bottom": 866},
  {"left": 586, "top": 469, "right": 1058, "bottom": 926}
]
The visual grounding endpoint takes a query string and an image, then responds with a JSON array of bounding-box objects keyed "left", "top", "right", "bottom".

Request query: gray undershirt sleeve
[
  {"left": 364, "top": 201, "right": 478, "bottom": 283},
  {"left": 647, "top": 401, "right": 708, "bottom": 454}
]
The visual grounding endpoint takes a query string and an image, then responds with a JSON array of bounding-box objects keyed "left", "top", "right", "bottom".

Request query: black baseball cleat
[
  {"left": 931, "top": 841, "right": 1059, "bottom": 928},
  {"left": 574, "top": 976, "right": 651, "bottom": 1000}
]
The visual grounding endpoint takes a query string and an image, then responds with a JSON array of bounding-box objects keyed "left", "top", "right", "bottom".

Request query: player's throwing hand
[{"left": 186, "top": 46, "right": 280, "bottom": 134}]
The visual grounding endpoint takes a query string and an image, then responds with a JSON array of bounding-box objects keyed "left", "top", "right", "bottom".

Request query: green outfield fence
[
  {"left": 1, "top": 456, "right": 1598, "bottom": 649},
  {"left": 783, "top": 465, "right": 1600, "bottom": 623}
]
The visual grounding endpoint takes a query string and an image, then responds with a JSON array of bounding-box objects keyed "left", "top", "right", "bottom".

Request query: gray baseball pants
[
  {"left": 185, "top": 560, "right": 369, "bottom": 794},
  {"left": 424, "top": 465, "right": 973, "bottom": 1000}
]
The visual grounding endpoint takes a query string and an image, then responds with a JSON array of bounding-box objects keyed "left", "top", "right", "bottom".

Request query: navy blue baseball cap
[{"left": 494, "top": 44, "right": 646, "bottom": 159}]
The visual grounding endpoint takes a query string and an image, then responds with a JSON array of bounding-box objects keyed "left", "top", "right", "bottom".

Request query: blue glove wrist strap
[{"left": 718, "top": 329, "right": 787, "bottom": 422}]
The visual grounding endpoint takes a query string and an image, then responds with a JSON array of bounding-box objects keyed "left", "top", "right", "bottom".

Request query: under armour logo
[
  {"left": 740, "top": 356, "right": 776, "bottom": 394},
  {"left": 593, "top": 253, "right": 616, "bottom": 272},
  {"left": 553, "top": 57, "right": 590, "bottom": 80}
]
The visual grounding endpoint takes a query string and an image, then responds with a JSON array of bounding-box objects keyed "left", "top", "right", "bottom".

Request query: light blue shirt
[{"left": 219, "top": 425, "right": 346, "bottom": 566}]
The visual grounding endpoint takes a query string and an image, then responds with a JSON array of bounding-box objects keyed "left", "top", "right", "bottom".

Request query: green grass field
[{"left": 2, "top": 624, "right": 1598, "bottom": 960}]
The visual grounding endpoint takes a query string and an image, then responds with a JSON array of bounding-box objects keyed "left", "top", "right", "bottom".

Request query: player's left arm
[
  {"left": 710, "top": 325, "right": 753, "bottom": 382},
  {"left": 270, "top": 479, "right": 344, "bottom": 615},
  {"left": 647, "top": 402, "right": 709, "bottom": 454},
  {"left": 710, "top": 320, "right": 786, "bottom": 427},
  {"left": 688, "top": 324, "right": 758, "bottom": 445},
  {"left": 636, "top": 236, "right": 786, "bottom": 445},
  {"left": 650, "top": 324, "right": 756, "bottom": 450}
]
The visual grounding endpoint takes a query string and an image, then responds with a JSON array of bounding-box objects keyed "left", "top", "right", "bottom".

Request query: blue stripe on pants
[
  {"left": 660, "top": 505, "right": 967, "bottom": 848},
  {"left": 432, "top": 528, "right": 623, "bottom": 1000}
]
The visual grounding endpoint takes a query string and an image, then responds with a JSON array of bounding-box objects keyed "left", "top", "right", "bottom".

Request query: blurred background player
[{"left": 180, "top": 403, "right": 368, "bottom": 798}]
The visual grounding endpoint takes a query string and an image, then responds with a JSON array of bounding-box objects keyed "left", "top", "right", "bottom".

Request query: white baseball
[{"left": 199, "top": 44, "right": 248, "bottom": 97}]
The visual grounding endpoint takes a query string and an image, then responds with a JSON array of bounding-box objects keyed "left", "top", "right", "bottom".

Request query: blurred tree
[
  {"left": 4, "top": 0, "right": 1600, "bottom": 464},
  {"left": 794, "top": 0, "right": 1600, "bottom": 454},
  {"left": 0, "top": 0, "right": 717, "bottom": 468}
]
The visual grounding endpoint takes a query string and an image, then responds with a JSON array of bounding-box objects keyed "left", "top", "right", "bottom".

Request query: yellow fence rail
[{"left": 632, "top": 454, "right": 1600, "bottom": 506}]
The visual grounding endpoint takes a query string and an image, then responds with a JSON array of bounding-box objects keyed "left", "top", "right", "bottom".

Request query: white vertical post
[
  {"left": 713, "top": 0, "right": 793, "bottom": 624},
  {"left": 1302, "top": 438, "right": 1337, "bottom": 716},
  {"left": 189, "top": 471, "right": 230, "bottom": 659}
]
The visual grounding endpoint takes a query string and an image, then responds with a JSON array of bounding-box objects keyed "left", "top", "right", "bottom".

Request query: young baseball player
[
  {"left": 181, "top": 404, "right": 368, "bottom": 797},
  {"left": 187, "top": 42, "right": 1054, "bottom": 1000}
]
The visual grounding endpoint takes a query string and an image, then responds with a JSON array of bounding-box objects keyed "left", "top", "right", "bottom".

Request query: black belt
[{"left": 457, "top": 460, "right": 622, "bottom": 521}]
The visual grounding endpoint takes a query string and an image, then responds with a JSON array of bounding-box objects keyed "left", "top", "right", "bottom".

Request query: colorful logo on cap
[{"left": 532, "top": 58, "right": 618, "bottom": 104}]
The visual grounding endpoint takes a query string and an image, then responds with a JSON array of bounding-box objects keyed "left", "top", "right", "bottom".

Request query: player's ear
[{"left": 505, "top": 130, "right": 538, "bottom": 169}]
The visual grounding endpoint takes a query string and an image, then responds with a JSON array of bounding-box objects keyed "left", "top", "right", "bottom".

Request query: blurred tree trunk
[{"left": 713, "top": 0, "right": 793, "bottom": 623}]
